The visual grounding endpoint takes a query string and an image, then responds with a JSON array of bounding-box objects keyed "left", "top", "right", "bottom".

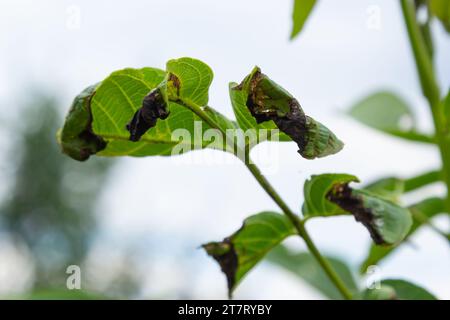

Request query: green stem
[
  {"left": 400, "top": 0, "right": 440, "bottom": 106},
  {"left": 400, "top": 0, "right": 450, "bottom": 212},
  {"left": 244, "top": 160, "right": 353, "bottom": 300},
  {"left": 181, "top": 99, "right": 353, "bottom": 299}
]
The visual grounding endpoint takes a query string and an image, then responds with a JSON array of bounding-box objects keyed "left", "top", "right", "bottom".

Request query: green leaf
[
  {"left": 363, "top": 279, "right": 437, "bottom": 300},
  {"left": 382, "top": 279, "right": 437, "bottom": 299},
  {"left": 266, "top": 245, "right": 358, "bottom": 300},
  {"left": 202, "top": 212, "right": 295, "bottom": 297},
  {"left": 361, "top": 284, "right": 397, "bottom": 300},
  {"left": 166, "top": 57, "right": 213, "bottom": 106},
  {"left": 290, "top": 0, "right": 317, "bottom": 39},
  {"left": 430, "top": 0, "right": 450, "bottom": 32},
  {"left": 233, "top": 66, "right": 344, "bottom": 159},
  {"left": 58, "top": 59, "right": 236, "bottom": 160},
  {"left": 301, "top": 117, "right": 345, "bottom": 159},
  {"left": 348, "top": 92, "right": 434, "bottom": 144},
  {"left": 302, "top": 173, "right": 359, "bottom": 218},
  {"left": 360, "top": 197, "right": 445, "bottom": 273},
  {"left": 349, "top": 92, "right": 412, "bottom": 130}
]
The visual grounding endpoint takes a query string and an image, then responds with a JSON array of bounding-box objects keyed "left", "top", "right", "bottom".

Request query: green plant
[{"left": 57, "top": 0, "right": 449, "bottom": 300}]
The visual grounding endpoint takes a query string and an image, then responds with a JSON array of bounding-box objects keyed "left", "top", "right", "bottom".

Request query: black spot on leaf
[
  {"left": 126, "top": 87, "right": 170, "bottom": 142},
  {"left": 327, "top": 183, "right": 385, "bottom": 244}
]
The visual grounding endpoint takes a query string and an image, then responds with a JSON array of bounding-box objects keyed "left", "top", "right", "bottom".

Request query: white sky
[{"left": 0, "top": 0, "right": 449, "bottom": 299}]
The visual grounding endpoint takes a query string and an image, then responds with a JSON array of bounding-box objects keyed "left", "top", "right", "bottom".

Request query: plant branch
[
  {"left": 245, "top": 159, "right": 353, "bottom": 300},
  {"left": 181, "top": 99, "right": 353, "bottom": 299},
  {"left": 400, "top": 0, "right": 450, "bottom": 213},
  {"left": 400, "top": 0, "right": 440, "bottom": 107}
]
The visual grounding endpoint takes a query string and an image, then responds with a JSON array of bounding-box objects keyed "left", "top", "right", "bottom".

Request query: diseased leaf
[
  {"left": 363, "top": 279, "right": 437, "bottom": 300},
  {"left": 234, "top": 67, "right": 343, "bottom": 159},
  {"left": 302, "top": 174, "right": 359, "bottom": 218},
  {"left": 266, "top": 245, "right": 358, "bottom": 300},
  {"left": 303, "top": 174, "right": 412, "bottom": 245},
  {"left": 202, "top": 212, "right": 295, "bottom": 297},
  {"left": 125, "top": 57, "right": 219, "bottom": 142},
  {"left": 229, "top": 82, "right": 292, "bottom": 144},
  {"left": 360, "top": 197, "right": 445, "bottom": 273},
  {"left": 348, "top": 91, "right": 434, "bottom": 144},
  {"left": 59, "top": 58, "right": 343, "bottom": 160},
  {"left": 430, "top": 0, "right": 450, "bottom": 32},
  {"left": 291, "top": 0, "right": 317, "bottom": 39},
  {"left": 58, "top": 63, "right": 235, "bottom": 159},
  {"left": 57, "top": 84, "right": 107, "bottom": 161},
  {"left": 328, "top": 186, "right": 412, "bottom": 245}
]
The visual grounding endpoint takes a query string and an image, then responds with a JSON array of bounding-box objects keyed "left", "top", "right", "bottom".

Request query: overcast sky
[{"left": 0, "top": 0, "right": 449, "bottom": 299}]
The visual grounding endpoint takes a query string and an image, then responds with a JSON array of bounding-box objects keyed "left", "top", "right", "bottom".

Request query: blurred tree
[{"left": 0, "top": 93, "right": 114, "bottom": 290}]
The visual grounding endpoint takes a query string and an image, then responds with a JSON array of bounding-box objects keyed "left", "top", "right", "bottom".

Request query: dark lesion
[
  {"left": 76, "top": 125, "right": 107, "bottom": 161},
  {"left": 168, "top": 73, "right": 181, "bottom": 96},
  {"left": 202, "top": 239, "right": 238, "bottom": 298},
  {"left": 240, "top": 68, "right": 308, "bottom": 152},
  {"left": 271, "top": 99, "right": 308, "bottom": 155},
  {"left": 125, "top": 73, "right": 183, "bottom": 142},
  {"left": 243, "top": 69, "right": 277, "bottom": 123},
  {"left": 327, "top": 183, "right": 384, "bottom": 245},
  {"left": 126, "top": 87, "right": 170, "bottom": 142}
]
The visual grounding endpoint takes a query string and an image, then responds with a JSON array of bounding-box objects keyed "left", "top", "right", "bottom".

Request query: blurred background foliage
[{"left": 0, "top": 93, "right": 138, "bottom": 298}]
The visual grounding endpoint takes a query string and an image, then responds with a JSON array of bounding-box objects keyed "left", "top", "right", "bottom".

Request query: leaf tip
[
  {"left": 58, "top": 84, "right": 107, "bottom": 161},
  {"left": 202, "top": 240, "right": 238, "bottom": 297},
  {"left": 299, "top": 117, "right": 344, "bottom": 159}
]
